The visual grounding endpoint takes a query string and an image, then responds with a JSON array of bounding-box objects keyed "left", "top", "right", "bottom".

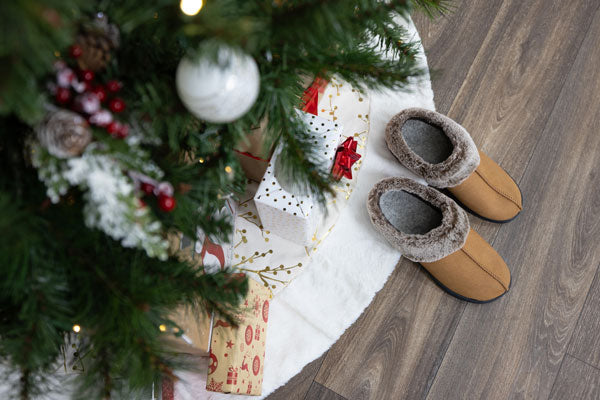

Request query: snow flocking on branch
[{"left": 32, "top": 142, "right": 169, "bottom": 260}]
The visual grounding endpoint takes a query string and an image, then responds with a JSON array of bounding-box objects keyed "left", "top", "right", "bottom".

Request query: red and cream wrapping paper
[
  {"left": 168, "top": 199, "right": 237, "bottom": 273},
  {"left": 231, "top": 76, "right": 370, "bottom": 293},
  {"left": 206, "top": 278, "right": 271, "bottom": 396}
]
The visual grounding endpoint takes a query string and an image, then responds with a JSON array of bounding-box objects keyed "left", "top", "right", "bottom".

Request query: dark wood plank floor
[{"left": 267, "top": 1, "right": 600, "bottom": 399}]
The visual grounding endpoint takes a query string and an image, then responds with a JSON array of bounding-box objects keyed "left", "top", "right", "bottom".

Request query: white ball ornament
[{"left": 176, "top": 46, "right": 260, "bottom": 123}]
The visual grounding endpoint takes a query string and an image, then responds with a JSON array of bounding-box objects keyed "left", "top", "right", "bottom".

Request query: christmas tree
[{"left": 0, "top": 0, "right": 447, "bottom": 398}]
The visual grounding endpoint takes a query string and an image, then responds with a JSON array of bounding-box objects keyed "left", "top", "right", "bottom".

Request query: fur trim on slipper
[
  {"left": 367, "top": 177, "right": 470, "bottom": 262},
  {"left": 385, "top": 108, "right": 480, "bottom": 188}
]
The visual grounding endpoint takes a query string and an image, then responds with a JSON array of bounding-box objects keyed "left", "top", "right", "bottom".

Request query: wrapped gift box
[
  {"left": 206, "top": 278, "right": 270, "bottom": 396},
  {"left": 234, "top": 78, "right": 328, "bottom": 182},
  {"left": 165, "top": 199, "right": 237, "bottom": 356},
  {"left": 231, "top": 76, "right": 370, "bottom": 294},
  {"left": 164, "top": 308, "right": 213, "bottom": 357},
  {"left": 254, "top": 112, "right": 342, "bottom": 245},
  {"left": 234, "top": 118, "right": 271, "bottom": 183},
  {"left": 168, "top": 199, "right": 236, "bottom": 272}
]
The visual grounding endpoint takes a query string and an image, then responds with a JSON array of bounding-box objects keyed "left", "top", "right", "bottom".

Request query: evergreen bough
[{"left": 0, "top": 0, "right": 447, "bottom": 398}]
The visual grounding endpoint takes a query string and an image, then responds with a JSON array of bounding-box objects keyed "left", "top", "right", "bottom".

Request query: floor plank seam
[
  {"left": 509, "top": 6, "right": 600, "bottom": 398},
  {"left": 301, "top": 382, "right": 312, "bottom": 400},
  {"left": 565, "top": 353, "right": 600, "bottom": 372},
  {"left": 303, "top": 353, "right": 328, "bottom": 399},
  {"left": 548, "top": 354, "right": 600, "bottom": 399},
  {"left": 303, "top": 381, "right": 348, "bottom": 400},
  {"left": 422, "top": 303, "right": 467, "bottom": 399},
  {"left": 548, "top": 351, "right": 569, "bottom": 397}
]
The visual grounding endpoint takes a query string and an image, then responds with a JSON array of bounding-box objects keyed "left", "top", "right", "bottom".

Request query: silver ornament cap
[
  {"left": 36, "top": 109, "right": 92, "bottom": 158},
  {"left": 176, "top": 46, "right": 260, "bottom": 123}
]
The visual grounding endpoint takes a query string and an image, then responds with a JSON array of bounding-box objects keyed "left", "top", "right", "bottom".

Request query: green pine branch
[{"left": 0, "top": 0, "right": 449, "bottom": 397}]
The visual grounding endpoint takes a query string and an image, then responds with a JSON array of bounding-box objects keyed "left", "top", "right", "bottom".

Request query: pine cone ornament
[
  {"left": 75, "top": 13, "right": 120, "bottom": 72},
  {"left": 37, "top": 110, "right": 92, "bottom": 158}
]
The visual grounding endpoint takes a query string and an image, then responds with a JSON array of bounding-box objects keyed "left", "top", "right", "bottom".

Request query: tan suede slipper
[
  {"left": 385, "top": 108, "right": 523, "bottom": 223},
  {"left": 367, "top": 177, "right": 510, "bottom": 303}
]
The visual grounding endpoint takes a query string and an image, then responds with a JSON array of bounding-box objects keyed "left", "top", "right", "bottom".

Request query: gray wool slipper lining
[
  {"left": 367, "top": 177, "right": 470, "bottom": 263},
  {"left": 385, "top": 108, "right": 480, "bottom": 188}
]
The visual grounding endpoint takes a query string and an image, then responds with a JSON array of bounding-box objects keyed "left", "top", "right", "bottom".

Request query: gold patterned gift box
[{"left": 206, "top": 278, "right": 270, "bottom": 396}]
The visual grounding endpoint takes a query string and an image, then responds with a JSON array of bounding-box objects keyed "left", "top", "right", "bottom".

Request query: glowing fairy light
[
  {"left": 180, "top": 0, "right": 203, "bottom": 16},
  {"left": 72, "top": 324, "right": 81, "bottom": 333}
]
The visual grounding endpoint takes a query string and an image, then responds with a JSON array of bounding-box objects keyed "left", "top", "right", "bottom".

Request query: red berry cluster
[
  {"left": 137, "top": 179, "right": 177, "bottom": 213},
  {"left": 51, "top": 45, "right": 129, "bottom": 139}
]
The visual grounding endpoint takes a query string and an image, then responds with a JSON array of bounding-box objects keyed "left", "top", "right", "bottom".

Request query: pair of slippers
[{"left": 367, "top": 108, "right": 523, "bottom": 303}]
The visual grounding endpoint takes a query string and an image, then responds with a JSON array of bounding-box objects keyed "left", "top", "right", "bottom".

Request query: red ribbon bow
[{"left": 332, "top": 137, "right": 361, "bottom": 180}]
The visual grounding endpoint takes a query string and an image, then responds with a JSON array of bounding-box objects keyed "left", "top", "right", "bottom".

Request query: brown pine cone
[
  {"left": 75, "top": 13, "right": 120, "bottom": 72},
  {"left": 75, "top": 32, "right": 113, "bottom": 72}
]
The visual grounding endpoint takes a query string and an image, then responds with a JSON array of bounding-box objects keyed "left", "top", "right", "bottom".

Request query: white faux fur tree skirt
[{"left": 175, "top": 17, "right": 435, "bottom": 400}]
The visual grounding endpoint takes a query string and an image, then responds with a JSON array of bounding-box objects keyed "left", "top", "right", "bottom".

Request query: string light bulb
[
  {"left": 72, "top": 324, "right": 81, "bottom": 333},
  {"left": 180, "top": 0, "right": 203, "bottom": 16},
  {"left": 159, "top": 324, "right": 167, "bottom": 332}
]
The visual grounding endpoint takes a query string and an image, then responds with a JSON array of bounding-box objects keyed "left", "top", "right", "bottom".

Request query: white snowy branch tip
[{"left": 31, "top": 142, "right": 169, "bottom": 260}]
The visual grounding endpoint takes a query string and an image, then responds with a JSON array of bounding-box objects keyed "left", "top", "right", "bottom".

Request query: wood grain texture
[
  {"left": 265, "top": 356, "right": 326, "bottom": 400},
  {"left": 445, "top": 0, "right": 600, "bottom": 242},
  {"left": 272, "top": 1, "right": 600, "bottom": 399},
  {"left": 549, "top": 355, "right": 600, "bottom": 400},
  {"left": 315, "top": 259, "right": 464, "bottom": 400},
  {"left": 426, "top": 7, "right": 600, "bottom": 399},
  {"left": 411, "top": 0, "right": 504, "bottom": 115},
  {"left": 303, "top": 382, "right": 347, "bottom": 400},
  {"left": 568, "top": 266, "right": 600, "bottom": 368},
  {"left": 448, "top": 0, "right": 600, "bottom": 159}
]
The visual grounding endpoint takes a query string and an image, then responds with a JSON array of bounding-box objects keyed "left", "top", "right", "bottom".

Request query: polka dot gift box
[
  {"left": 229, "top": 76, "right": 370, "bottom": 295},
  {"left": 206, "top": 278, "right": 271, "bottom": 396},
  {"left": 254, "top": 111, "right": 343, "bottom": 245}
]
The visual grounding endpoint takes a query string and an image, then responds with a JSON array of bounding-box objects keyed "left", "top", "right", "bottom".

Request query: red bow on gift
[{"left": 332, "top": 137, "right": 361, "bottom": 180}]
